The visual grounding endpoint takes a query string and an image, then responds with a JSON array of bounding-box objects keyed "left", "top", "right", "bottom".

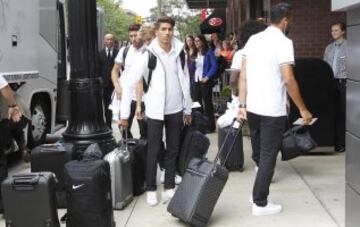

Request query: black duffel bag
[{"left": 281, "top": 125, "right": 317, "bottom": 161}]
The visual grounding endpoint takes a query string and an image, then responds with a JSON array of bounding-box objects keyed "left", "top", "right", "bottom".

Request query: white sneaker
[
  {"left": 162, "top": 188, "right": 176, "bottom": 204},
  {"left": 249, "top": 196, "right": 272, "bottom": 205},
  {"left": 160, "top": 170, "right": 165, "bottom": 184},
  {"left": 146, "top": 191, "right": 158, "bottom": 207},
  {"left": 252, "top": 202, "right": 282, "bottom": 216},
  {"left": 255, "top": 166, "right": 259, "bottom": 173},
  {"left": 175, "top": 175, "right": 182, "bottom": 185}
]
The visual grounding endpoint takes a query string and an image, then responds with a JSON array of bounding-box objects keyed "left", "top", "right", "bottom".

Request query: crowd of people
[{"left": 0, "top": 1, "right": 347, "bottom": 217}]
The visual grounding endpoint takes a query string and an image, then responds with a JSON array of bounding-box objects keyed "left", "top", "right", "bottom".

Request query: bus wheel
[{"left": 28, "top": 99, "right": 50, "bottom": 148}]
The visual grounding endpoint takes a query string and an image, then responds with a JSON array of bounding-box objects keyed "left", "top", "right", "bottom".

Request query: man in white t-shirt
[
  {"left": 238, "top": 3, "right": 312, "bottom": 216},
  {"left": 0, "top": 74, "right": 23, "bottom": 211},
  {"left": 111, "top": 24, "right": 147, "bottom": 139},
  {"left": 0, "top": 75, "right": 21, "bottom": 123},
  {"left": 230, "top": 20, "right": 267, "bottom": 96}
]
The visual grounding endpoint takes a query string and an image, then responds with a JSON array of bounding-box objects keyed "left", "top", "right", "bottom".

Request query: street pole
[
  {"left": 63, "top": 0, "right": 116, "bottom": 157},
  {"left": 157, "top": 0, "right": 162, "bottom": 17}
]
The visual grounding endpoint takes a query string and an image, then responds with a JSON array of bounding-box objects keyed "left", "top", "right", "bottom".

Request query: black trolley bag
[
  {"left": 1, "top": 172, "right": 60, "bottom": 227},
  {"left": 177, "top": 126, "right": 210, "bottom": 176},
  {"left": 64, "top": 143, "right": 115, "bottom": 227},
  {"left": 31, "top": 142, "right": 75, "bottom": 208},
  {"left": 218, "top": 123, "right": 244, "bottom": 171},
  {"left": 168, "top": 120, "right": 244, "bottom": 227},
  {"left": 125, "top": 138, "right": 147, "bottom": 196}
]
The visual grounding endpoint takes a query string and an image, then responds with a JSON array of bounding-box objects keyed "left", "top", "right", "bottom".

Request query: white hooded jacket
[{"left": 120, "top": 37, "right": 192, "bottom": 121}]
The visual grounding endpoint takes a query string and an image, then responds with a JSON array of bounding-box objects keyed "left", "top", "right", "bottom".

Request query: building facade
[{"left": 226, "top": 0, "right": 346, "bottom": 58}]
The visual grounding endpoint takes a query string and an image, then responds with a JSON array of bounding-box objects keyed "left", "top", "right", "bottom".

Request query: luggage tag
[{"left": 232, "top": 120, "right": 241, "bottom": 129}]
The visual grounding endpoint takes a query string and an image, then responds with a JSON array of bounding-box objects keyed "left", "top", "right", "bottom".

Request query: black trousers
[
  {"left": 247, "top": 112, "right": 286, "bottom": 207},
  {"left": 122, "top": 101, "right": 147, "bottom": 140},
  {"left": 146, "top": 111, "right": 183, "bottom": 191},
  {"left": 334, "top": 80, "right": 346, "bottom": 149},
  {"left": 103, "top": 86, "right": 114, "bottom": 129},
  {"left": 192, "top": 81, "right": 215, "bottom": 131}
]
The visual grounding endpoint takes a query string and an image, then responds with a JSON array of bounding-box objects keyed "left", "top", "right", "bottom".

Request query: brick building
[{"left": 226, "top": 0, "right": 346, "bottom": 58}]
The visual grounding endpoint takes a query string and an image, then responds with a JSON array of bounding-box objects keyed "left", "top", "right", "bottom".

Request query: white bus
[{"left": 0, "top": 0, "right": 105, "bottom": 149}]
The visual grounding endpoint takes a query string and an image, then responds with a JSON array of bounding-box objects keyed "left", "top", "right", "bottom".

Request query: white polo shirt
[
  {"left": 0, "top": 75, "right": 8, "bottom": 90},
  {"left": 243, "top": 26, "right": 294, "bottom": 117},
  {"left": 153, "top": 41, "right": 183, "bottom": 115},
  {"left": 115, "top": 44, "right": 146, "bottom": 101}
]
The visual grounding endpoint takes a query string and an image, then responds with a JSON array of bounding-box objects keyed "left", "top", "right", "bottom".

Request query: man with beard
[
  {"left": 238, "top": 3, "right": 313, "bottom": 216},
  {"left": 111, "top": 24, "right": 147, "bottom": 138}
]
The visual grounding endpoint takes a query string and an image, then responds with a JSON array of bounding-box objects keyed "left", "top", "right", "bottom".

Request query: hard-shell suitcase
[
  {"left": 31, "top": 142, "right": 75, "bottom": 207},
  {"left": 168, "top": 120, "right": 244, "bottom": 227},
  {"left": 64, "top": 143, "right": 114, "bottom": 227},
  {"left": 2, "top": 172, "right": 60, "bottom": 227},
  {"left": 104, "top": 142, "right": 133, "bottom": 209},
  {"left": 177, "top": 127, "right": 210, "bottom": 176},
  {"left": 218, "top": 125, "right": 244, "bottom": 171}
]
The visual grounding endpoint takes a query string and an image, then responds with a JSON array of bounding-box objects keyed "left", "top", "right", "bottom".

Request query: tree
[
  {"left": 96, "top": 0, "right": 133, "bottom": 42},
  {"left": 148, "top": 0, "right": 202, "bottom": 40}
]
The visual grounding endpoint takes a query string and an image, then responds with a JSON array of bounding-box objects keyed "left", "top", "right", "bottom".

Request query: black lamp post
[{"left": 63, "top": 0, "right": 116, "bottom": 156}]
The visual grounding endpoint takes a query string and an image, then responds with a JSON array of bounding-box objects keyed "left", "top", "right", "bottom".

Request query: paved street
[{"left": 1, "top": 123, "right": 345, "bottom": 227}]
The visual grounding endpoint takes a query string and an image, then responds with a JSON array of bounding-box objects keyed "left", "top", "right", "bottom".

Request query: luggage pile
[{"left": 0, "top": 112, "right": 245, "bottom": 227}]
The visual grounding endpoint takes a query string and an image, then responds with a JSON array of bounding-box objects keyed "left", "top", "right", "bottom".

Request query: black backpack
[
  {"left": 121, "top": 46, "right": 130, "bottom": 71},
  {"left": 143, "top": 49, "right": 186, "bottom": 93},
  {"left": 63, "top": 144, "right": 115, "bottom": 227}
]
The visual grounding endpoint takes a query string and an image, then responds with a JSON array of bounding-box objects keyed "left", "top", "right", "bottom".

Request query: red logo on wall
[{"left": 208, "top": 17, "right": 223, "bottom": 27}]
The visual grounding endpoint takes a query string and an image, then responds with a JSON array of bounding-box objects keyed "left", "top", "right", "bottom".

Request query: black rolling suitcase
[
  {"left": 168, "top": 120, "right": 244, "bottom": 227},
  {"left": 218, "top": 123, "right": 244, "bottom": 171},
  {"left": 64, "top": 143, "right": 115, "bottom": 227},
  {"left": 125, "top": 139, "right": 147, "bottom": 196},
  {"left": 177, "top": 127, "right": 210, "bottom": 176},
  {"left": 191, "top": 111, "right": 209, "bottom": 134},
  {"left": 31, "top": 142, "right": 75, "bottom": 207},
  {"left": 1, "top": 172, "right": 60, "bottom": 227}
]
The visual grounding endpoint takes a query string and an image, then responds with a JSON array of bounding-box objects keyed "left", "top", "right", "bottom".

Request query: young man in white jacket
[{"left": 120, "top": 17, "right": 192, "bottom": 207}]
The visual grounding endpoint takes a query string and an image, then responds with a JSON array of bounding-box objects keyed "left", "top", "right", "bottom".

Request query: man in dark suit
[{"left": 98, "top": 34, "right": 119, "bottom": 128}]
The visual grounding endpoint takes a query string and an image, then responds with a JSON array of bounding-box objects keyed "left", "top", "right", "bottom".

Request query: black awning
[
  {"left": 200, "top": 8, "right": 226, "bottom": 35},
  {"left": 185, "top": 0, "right": 227, "bottom": 9}
]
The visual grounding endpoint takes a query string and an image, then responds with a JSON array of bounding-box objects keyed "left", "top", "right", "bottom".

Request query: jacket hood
[
  {"left": 82, "top": 143, "right": 103, "bottom": 161},
  {"left": 148, "top": 37, "right": 184, "bottom": 56}
]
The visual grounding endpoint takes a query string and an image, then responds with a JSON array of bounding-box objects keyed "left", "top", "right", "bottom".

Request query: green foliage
[
  {"left": 149, "top": 0, "right": 202, "bottom": 40},
  {"left": 96, "top": 0, "right": 133, "bottom": 42},
  {"left": 220, "top": 85, "right": 232, "bottom": 98}
]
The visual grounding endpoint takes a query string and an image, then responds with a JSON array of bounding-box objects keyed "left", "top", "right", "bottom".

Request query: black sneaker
[{"left": 335, "top": 146, "right": 345, "bottom": 153}]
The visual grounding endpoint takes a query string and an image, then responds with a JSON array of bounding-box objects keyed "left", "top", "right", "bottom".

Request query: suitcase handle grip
[
  {"left": 12, "top": 175, "right": 40, "bottom": 189},
  {"left": 214, "top": 119, "right": 244, "bottom": 166}
]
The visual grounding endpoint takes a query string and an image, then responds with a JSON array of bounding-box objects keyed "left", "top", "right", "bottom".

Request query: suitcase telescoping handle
[
  {"left": 11, "top": 174, "right": 40, "bottom": 190},
  {"left": 214, "top": 119, "right": 245, "bottom": 166},
  {"left": 120, "top": 127, "right": 131, "bottom": 162}
]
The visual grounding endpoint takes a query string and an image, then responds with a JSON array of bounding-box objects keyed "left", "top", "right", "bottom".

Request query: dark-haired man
[
  {"left": 120, "top": 17, "right": 192, "bottom": 207},
  {"left": 111, "top": 24, "right": 147, "bottom": 139},
  {"left": 238, "top": 3, "right": 312, "bottom": 216}
]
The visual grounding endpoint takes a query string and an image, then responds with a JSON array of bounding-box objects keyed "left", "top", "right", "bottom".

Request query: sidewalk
[
  {"left": 112, "top": 124, "right": 345, "bottom": 227},
  {"left": 1, "top": 123, "right": 345, "bottom": 227}
]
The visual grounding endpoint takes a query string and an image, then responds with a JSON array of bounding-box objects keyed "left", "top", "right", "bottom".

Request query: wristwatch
[{"left": 239, "top": 103, "right": 247, "bottom": 108}]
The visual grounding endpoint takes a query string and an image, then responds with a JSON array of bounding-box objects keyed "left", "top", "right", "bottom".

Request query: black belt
[{"left": 334, "top": 78, "right": 347, "bottom": 83}]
